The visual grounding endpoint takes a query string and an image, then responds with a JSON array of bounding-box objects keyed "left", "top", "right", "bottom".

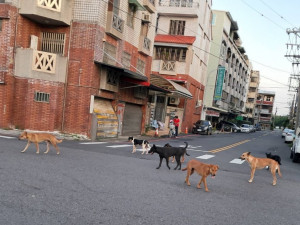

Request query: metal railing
[
  {"left": 143, "top": 37, "right": 151, "bottom": 51},
  {"left": 112, "top": 14, "right": 124, "bottom": 33},
  {"left": 161, "top": 61, "right": 176, "bottom": 72},
  {"left": 38, "top": 0, "right": 61, "bottom": 12}
]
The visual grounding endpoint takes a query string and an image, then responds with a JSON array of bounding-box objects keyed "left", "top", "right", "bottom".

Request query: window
[
  {"left": 155, "top": 47, "right": 187, "bottom": 62},
  {"left": 34, "top": 92, "right": 50, "bottom": 103},
  {"left": 122, "top": 52, "right": 131, "bottom": 69},
  {"left": 107, "top": 69, "right": 119, "bottom": 86},
  {"left": 41, "top": 32, "right": 65, "bottom": 55},
  {"left": 266, "top": 96, "right": 271, "bottom": 101},
  {"left": 169, "top": 20, "right": 185, "bottom": 35},
  {"left": 137, "top": 59, "right": 145, "bottom": 75},
  {"left": 212, "top": 13, "right": 216, "bottom": 25},
  {"left": 103, "top": 43, "right": 117, "bottom": 65},
  {"left": 127, "top": 5, "right": 135, "bottom": 28}
]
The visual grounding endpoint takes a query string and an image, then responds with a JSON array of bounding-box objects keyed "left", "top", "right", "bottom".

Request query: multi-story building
[
  {"left": 203, "top": 10, "right": 250, "bottom": 125},
  {"left": 149, "top": 0, "right": 212, "bottom": 133},
  {"left": 255, "top": 90, "right": 275, "bottom": 130},
  {"left": 245, "top": 70, "right": 260, "bottom": 123},
  {"left": 0, "top": 0, "right": 157, "bottom": 139}
]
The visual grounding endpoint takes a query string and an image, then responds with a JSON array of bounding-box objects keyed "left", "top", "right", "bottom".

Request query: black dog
[
  {"left": 266, "top": 152, "right": 281, "bottom": 165},
  {"left": 128, "top": 136, "right": 150, "bottom": 154},
  {"left": 148, "top": 142, "right": 189, "bottom": 170}
]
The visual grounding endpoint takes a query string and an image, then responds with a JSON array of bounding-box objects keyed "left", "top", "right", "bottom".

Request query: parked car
[
  {"left": 240, "top": 124, "right": 250, "bottom": 133},
  {"left": 255, "top": 124, "right": 262, "bottom": 131},
  {"left": 282, "top": 128, "right": 290, "bottom": 138},
  {"left": 217, "top": 121, "right": 240, "bottom": 133},
  {"left": 285, "top": 130, "right": 295, "bottom": 143},
  {"left": 290, "top": 136, "right": 300, "bottom": 162},
  {"left": 249, "top": 125, "right": 256, "bottom": 132},
  {"left": 192, "top": 120, "right": 212, "bottom": 135}
]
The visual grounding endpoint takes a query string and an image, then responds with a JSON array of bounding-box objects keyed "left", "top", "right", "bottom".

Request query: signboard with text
[{"left": 214, "top": 66, "right": 225, "bottom": 100}]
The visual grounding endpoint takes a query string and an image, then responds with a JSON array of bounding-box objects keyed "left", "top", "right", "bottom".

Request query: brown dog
[
  {"left": 239, "top": 152, "right": 282, "bottom": 185},
  {"left": 18, "top": 131, "right": 62, "bottom": 155},
  {"left": 182, "top": 159, "right": 219, "bottom": 192}
]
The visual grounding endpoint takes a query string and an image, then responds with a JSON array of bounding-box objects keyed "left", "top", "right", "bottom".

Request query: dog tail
[
  {"left": 277, "top": 164, "right": 282, "bottom": 177},
  {"left": 57, "top": 139, "right": 63, "bottom": 143},
  {"left": 182, "top": 167, "right": 187, "bottom": 171},
  {"left": 183, "top": 142, "right": 190, "bottom": 156}
]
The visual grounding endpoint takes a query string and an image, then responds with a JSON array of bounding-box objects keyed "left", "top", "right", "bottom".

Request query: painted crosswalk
[
  {"left": 0, "top": 135, "right": 16, "bottom": 139},
  {"left": 80, "top": 142, "right": 107, "bottom": 145}
]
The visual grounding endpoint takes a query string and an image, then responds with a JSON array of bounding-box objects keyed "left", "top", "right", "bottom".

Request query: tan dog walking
[
  {"left": 239, "top": 152, "right": 282, "bottom": 185},
  {"left": 182, "top": 159, "right": 219, "bottom": 192},
  {"left": 19, "top": 131, "right": 62, "bottom": 154}
]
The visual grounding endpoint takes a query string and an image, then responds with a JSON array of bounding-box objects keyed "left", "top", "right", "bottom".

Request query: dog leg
[
  {"left": 181, "top": 155, "right": 185, "bottom": 163},
  {"left": 157, "top": 157, "right": 163, "bottom": 169},
  {"left": 249, "top": 168, "right": 256, "bottom": 183},
  {"left": 52, "top": 141, "right": 60, "bottom": 155},
  {"left": 185, "top": 170, "right": 191, "bottom": 186},
  {"left": 174, "top": 156, "right": 181, "bottom": 170},
  {"left": 203, "top": 178, "right": 209, "bottom": 192},
  {"left": 197, "top": 177, "right": 204, "bottom": 189},
  {"left": 172, "top": 156, "right": 175, "bottom": 163},
  {"left": 132, "top": 145, "right": 136, "bottom": 153},
  {"left": 35, "top": 142, "right": 40, "bottom": 154},
  {"left": 166, "top": 157, "right": 171, "bottom": 170},
  {"left": 21, "top": 141, "right": 31, "bottom": 153},
  {"left": 270, "top": 167, "right": 277, "bottom": 185},
  {"left": 44, "top": 141, "right": 50, "bottom": 154}
]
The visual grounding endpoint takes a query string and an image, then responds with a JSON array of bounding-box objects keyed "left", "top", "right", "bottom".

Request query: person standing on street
[{"left": 173, "top": 116, "right": 180, "bottom": 138}]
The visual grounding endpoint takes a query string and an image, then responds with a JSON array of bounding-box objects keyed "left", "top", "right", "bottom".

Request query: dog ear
[{"left": 247, "top": 152, "right": 251, "bottom": 156}]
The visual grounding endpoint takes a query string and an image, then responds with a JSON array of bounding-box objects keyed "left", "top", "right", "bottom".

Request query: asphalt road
[{"left": 0, "top": 130, "right": 300, "bottom": 225}]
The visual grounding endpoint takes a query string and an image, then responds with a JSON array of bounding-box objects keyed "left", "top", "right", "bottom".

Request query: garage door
[{"left": 122, "top": 103, "right": 142, "bottom": 136}]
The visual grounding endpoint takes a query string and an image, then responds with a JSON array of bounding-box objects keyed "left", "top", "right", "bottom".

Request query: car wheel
[
  {"left": 206, "top": 130, "right": 209, "bottom": 135},
  {"left": 290, "top": 150, "right": 293, "bottom": 159}
]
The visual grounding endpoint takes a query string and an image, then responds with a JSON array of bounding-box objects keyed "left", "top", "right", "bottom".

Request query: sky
[{"left": 212, "top": 0, "right": 300, "bottom": 116}]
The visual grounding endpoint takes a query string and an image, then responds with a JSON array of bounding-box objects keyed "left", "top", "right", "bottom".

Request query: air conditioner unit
[
  {"left": 142, "top": 13, "right": 151, "bottom": 23},
  {"left": 196, "top": 100, "right": 202, "bottom": 107},
  {"left": 169, "top": 97, "right": 180, "bottom": 105}
]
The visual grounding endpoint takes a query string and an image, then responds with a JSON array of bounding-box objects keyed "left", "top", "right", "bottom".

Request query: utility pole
[{"left": 285, "top": 28, "right": 300, "bottom": 134}]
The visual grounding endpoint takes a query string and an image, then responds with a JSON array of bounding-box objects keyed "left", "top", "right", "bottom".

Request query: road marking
[
  {"left": 196, "top": 154, "right": 215, "bottom": 159},
  {"left": 209, "top": 139, "right": 250, "bottom": 153},
  {"left": 106, "top": 144, "right": 132, "bottom": 148},
  {"left": 80, "top": 142, "right": 107, "bottom": 145},
  {"left": 0, "top": 135, "right": 15, "bottom": 139},
  {"left": 230, "top": 159, "right": 245, "bottom": 164}
]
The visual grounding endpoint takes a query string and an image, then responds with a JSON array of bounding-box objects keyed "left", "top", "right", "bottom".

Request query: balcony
[
  {"left": 142, "top": 0, "right": 155, "bottom": 13},
  {"left": 259, "top": 116, "right": 272, "bottom": 123},
  {"left": 19, "top": 0, "right": 72, "bottom": 26},
  {"left": 15, "top": 48, "right": 67, "bottom": 83},
  {"left": 106, "top": 11, "right": 124, "bottom": 40},
  {"left": 159, "top": 60, "right": 177, "bottom": 75},
  {"left": 256, "top": 100, "right": 274, "bottom": 105},
  {"left": 138, "top": 36, "right": 151, "bottom": 56},
  {"left": 157, "top": 0, "right": 199, "bottom": 18}
]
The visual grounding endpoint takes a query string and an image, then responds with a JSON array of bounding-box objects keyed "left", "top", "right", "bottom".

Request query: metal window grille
[
  {"left": 155, "top": 47, "right": 186, "bottom": 62},
  {"left": 127, "top": 5, "right": 135, "bottom": 28},
  {"left": 34, "top": 92, "right": 50, "bottom": 103},
  {"left": 169, "top": 20, "right": 185, "bottom": 35},
  {"left": 137, "top": 59, "right": 145, "bottom": 75},
  {"left": 107, "top": 69, "right": 119, "bottom": 86},
  {"left": 103, "top": 43, "right": 117, "bottom": 65},
  {"left": 122, "top": 52, "right": 131, "bottom": 69},
  {"left": 41, "top": 32, "right": 65, "bottom": 55}
]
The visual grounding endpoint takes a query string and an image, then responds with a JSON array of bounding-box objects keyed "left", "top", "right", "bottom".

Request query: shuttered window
[
  {"left": 34, "top": 92, "right": 50, "bottom": 103},
  {"left": 41, "top": 32, "right": 65, "bottom": 55},
  {"left": 169, "top": 20, "right": 185, "bottom": 35}
]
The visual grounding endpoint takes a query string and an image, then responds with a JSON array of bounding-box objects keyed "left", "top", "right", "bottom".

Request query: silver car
[{"left": 240, "top": 124, "right": 250, "bottom": 133}]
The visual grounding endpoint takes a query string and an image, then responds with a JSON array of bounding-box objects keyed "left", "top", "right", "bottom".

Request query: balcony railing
[
  {"left": 157, "top": 0, "right": 198, "bottom": 17},
  {"left": 106, "top": 12, "right": 124, "bottom": 39},
  {"left": 38, "top": 0, "right": 61, "bottom": 12},
  {"left": 160, "top": 0, "right": 195, "bottom": 7},
  {"left": 32, "top": 51, "right": 56, "bottom": 74},
  {"left": 161, "top": 61, "right": 176, "bottom": 72}
]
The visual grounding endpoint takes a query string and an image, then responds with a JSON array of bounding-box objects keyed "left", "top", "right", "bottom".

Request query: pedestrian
[{"left": 173, "top": 116, "right": 180, "bottom": 138}]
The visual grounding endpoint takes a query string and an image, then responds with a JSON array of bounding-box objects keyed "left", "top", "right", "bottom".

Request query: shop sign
[
  {"left": 206, "top": 110, "right": 220, "bottom": 117},
  {"left": 214, "top": 66, "right": 225, "bottom": 100}
]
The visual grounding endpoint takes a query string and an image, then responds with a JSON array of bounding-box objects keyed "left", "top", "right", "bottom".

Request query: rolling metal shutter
[{"left": 122, "top": 103, "right": 142, "bottom": 136}]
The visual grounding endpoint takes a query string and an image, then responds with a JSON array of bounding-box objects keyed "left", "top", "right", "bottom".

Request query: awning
[
  {"left": 208, "top": 106, "right": 228, "bottom": 113},
  {"left": 129, "top": 0, "right": 146, "bottom": 11},
  {"left": 150, "top": 74, "right": 193, "bottom": 99},
  {"left": 94, "top": 61, "right": 148, "bottom": 82}
]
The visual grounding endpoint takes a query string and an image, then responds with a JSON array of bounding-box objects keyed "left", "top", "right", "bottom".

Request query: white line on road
[
  {"left": 80, "top": 142, "right": 107, "bottom": 145},
  {"left": 196, "top": 155, "right": 215, "bottom": 159},
  {"left": 230, "top": 159, "right": 245, "bottom": 164},
  {"left": 0, "top": 135, "right": 16, "bottom": 139},
  {"left": 106, "top": 145, "right": 132, "bottom": 148}
]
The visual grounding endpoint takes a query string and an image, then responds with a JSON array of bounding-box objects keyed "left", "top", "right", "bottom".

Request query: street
[{"left": 0, "top": 130, "right": 300, "bottom": 225}]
